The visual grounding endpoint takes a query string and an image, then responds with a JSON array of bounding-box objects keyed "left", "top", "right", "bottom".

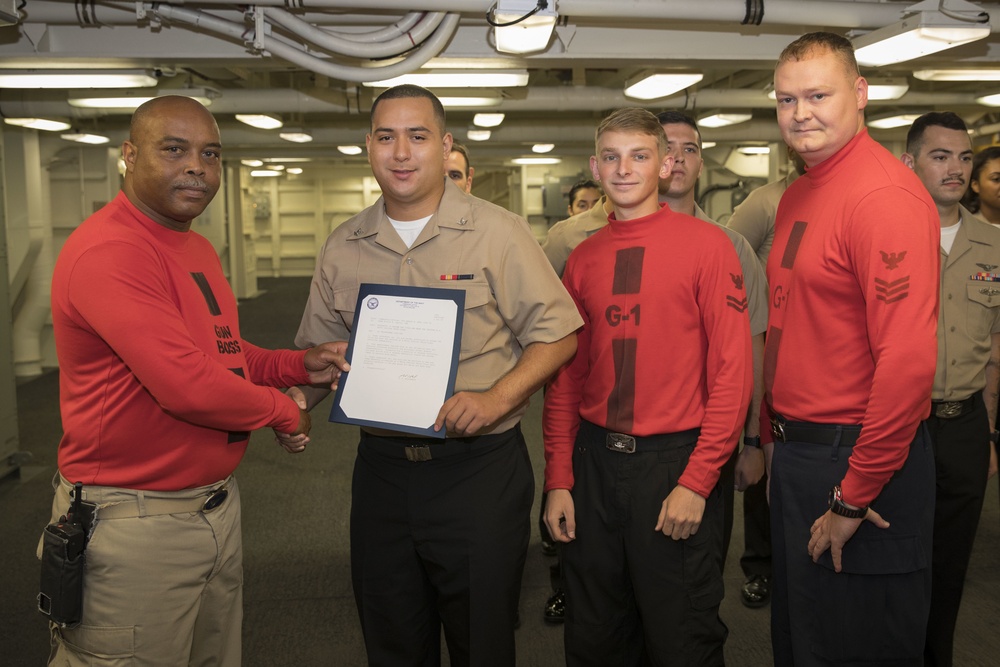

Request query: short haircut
[
  {"left": 595, "top": 108, "right": 667, "bottom": 155},
  {"left": 656, "top": 110, "right": 702, "bottom": 149},
  {"left": 906, "top": 112, "right": 969, "bottom": 155},
  {"left": 370, "top": 84, "right": 446, "bottom": 134},
  {"left": 450, "top": 142, "right": 471, "bottom": 175},
  {"left": 972, "top": 145, "right": 1000, "bottom": 183},
  {"left": 777, "top": 31, "right": 860, "bottom": 81},
  {"left": 568, "top": 179, "right": 601, "bottom": 206}
]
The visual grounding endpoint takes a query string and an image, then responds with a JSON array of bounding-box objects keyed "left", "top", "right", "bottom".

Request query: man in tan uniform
[
  {"left": 292, "top": 84, "right": 581, "bottom": 666},
  {"left": 902, "top": 111, "right": 1000, "bottom": 667}
]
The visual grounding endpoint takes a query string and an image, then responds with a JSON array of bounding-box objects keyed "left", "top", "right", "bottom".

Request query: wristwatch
[
  {"left": 990, "top": 430, "right": 999, "bottom": 445},
  {"left": 828, "top": 485, "right": 868, "bottom": 519},
  {"left": 743, "top": 435, "right": 761, "bottom": 449}
]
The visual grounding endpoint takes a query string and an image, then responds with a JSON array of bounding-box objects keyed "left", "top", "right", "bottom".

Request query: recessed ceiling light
[
  {"left": 867, "top": 114, "right": 922, "bottom": 129},
  {"left": 4, "top": 118, "right": 72, "bottom": 132},
  {"left": 532, "top": 143, "right": 555, "bottom": 153},
  {"left": 250, "top": 169, "right": 282, "bottom": 177},
  {"left": 279, "top": 130, "right": 313, "bottom": 143},
  {"left": 511, "top": 157, "right": 561, "bottom": 165},
  {"left": 0, "top": 69, "right": 157, "bottom": 89},
  {"left": 737, "top": 146, "right": 770, "bottom": 155},
  {"left": 701, "top": 141, "right": 717, "bottom": 149},
  {"left": 624, "top": 72, "right": 703, "bottom": 101},
  {"left": 337, "top": 145, "right": 363, "bottom": 155},
  {"left": 241, "top": 159, "right": 264, "bottom": 167},
  {"left": 236, "top": 114, "right": 283, "bottom": 130},
  {"left": 364, "top": 70, "right": 529, "bottom": 88},
  {"left": 474, "top": 113, "right": 506, "bottom": 127},
  {"left": 60, "top": 133, "right": 111, "bottom": 145},
  {"left": 287, "top": 167, "right": 304, "bottom": 175},
  {"left": 467, "top": 129, "right": 491, "bottom": 141},
  {"left": 698, "top": 113, "right": 752, "bottom": 128}
]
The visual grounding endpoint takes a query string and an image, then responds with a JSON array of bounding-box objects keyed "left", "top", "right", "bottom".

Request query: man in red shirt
[
  {"left": 44, "top": 96, "right": 347, "bottom": 666},
  {"left": 544, "top": 107, "right": 751, "bottom": 665},
  {"left": 765, "top": 32, "right": 939, "bottom": 665}
]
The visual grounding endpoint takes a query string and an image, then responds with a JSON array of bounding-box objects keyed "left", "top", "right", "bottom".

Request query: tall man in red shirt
[
  {"left": 544, "top": 107, "right": 751, "bottom": 665},
  {"left": 766, "top": 33, "right": 939, "bottom": 665},
  {"left": 44, "top": 96, "right": 347, "bottom": 665}
]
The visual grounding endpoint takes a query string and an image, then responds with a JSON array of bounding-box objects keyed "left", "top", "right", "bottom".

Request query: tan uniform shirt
[
  {"left": 541, "top": 196, "right": 612, "bottom": 277},
  {"left": 727, "top": 171, "right": 800, "bottom": 266},
  {"left": 295, "top": 181, "right": 583, "bottom": 435},
  {"left": 934, "top": 207, "right": 1000, "bottom": 400}
]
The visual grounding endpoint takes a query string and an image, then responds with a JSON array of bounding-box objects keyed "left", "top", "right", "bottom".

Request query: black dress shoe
[
  {"left": 741, "top": 574, "right": 771, "bottom": 608},
  {"left": 544, "top": 589, "right": 566, "bottom": 623}
]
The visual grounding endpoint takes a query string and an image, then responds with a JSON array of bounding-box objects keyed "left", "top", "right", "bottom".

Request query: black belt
[
  {"left": 770, "top": 414, "right": 862, "bottom": 446},
  {"left": 930, "top": 395, "right": 977, "bottom": 419},
  {"left": 581, "top": 421, "right": 699, "bottom": 454},
  {"left": 360, "top": 425, "right": 520, "bottom": 462}
]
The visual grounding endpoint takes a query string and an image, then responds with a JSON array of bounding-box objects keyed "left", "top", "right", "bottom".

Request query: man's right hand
[
  {"left": 275, "top": 386, "right": 310, "bottom": 453},
  {"left": 544, "top": 488, "right": 577, "bottom": 543}
]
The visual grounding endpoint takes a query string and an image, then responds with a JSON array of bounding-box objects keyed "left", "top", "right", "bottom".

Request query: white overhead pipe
[
  {"left": 150, "top": 4, "right": 462, "bottom": 82},
  {"left": 18, "top": 0, "right": 923, "bottom": 30},
  {"left": 262, "top": 8, "right": 445, "bottom": 59}
]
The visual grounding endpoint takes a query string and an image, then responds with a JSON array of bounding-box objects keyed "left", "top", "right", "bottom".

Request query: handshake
[{"left": 278, "top": 341, "right": 351, "bottom": 453}]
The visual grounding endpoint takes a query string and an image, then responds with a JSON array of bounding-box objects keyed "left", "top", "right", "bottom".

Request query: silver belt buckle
[
  {"left": 770, "top": 418, "right": 786, "bottom": 442},
  {"left": 202, "top": 487, "right": 229, "bottom": 513},
  {"left": 934, "top": 401, "right": 963, "bottom": 419},
  {"left": 606, "top": 433, "right": 637, "bottom": 454},
  {"left": 405, "top": 445, "right": 432, "bottom": 462}
]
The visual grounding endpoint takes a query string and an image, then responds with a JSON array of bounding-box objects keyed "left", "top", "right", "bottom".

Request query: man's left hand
[
  {"left": 304, "top": 341, "right": 350, "bottom": 389},
  {"left": 655, "top": 485, "right": 706, "bottom": 540},
  {"left": 434, "top": 390, "right": 508, "bottom": 436},
  {"left": 807, "top": 508, "right": 889, "bottom": 572}
]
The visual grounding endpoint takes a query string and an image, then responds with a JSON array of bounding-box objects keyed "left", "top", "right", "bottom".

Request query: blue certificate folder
[{"left": 330, "top": 283, "right": 465, "bottom": 438}]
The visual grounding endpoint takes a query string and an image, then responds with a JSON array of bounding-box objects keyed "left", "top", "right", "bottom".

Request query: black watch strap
[
  {"left": 743, "top": 435, "right": 761, "bottom": 449},
  {"left": 828, "top": 485, "right": 868, "bottom": 519}
]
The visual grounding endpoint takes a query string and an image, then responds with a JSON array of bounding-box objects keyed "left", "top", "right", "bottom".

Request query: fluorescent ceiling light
[
  {"left": 976, "top": 93, "right": 1000, "bottom": 106},
  {"left": 738, "top": 146, "right": 770, "bottom": 155},
  {"left": 4, "top": 118, "right": 71, "bottom": 131},
  {"left": 512, "top": 157, "right": 561, "bottom": 165},
  {"left": 241, "top": 159, "right": 264, "bottom": 167},
  {"left": 68, "top": 88, "right": 216, "bottom": 109},
  {"left": 439, "top": 97, "right": 503, "bottom": 108},
  {"left": 467, "top": 129, "right": 492, "bottom": 142},
  {"left": 287, "top": 167, "right": 304, "bottom": 175},
  {"left": 701, "top": 141, "right": 717, "bottom": 149},
  {"left": 867, "top": 114, "right": 922, "bottom": 129},
  {"left": 364, "top": 70, "right": 529, "bottom": 88},
  {"left": 915, "top": 68, "right": 1000, "bottom": 81},
  {"left": 337, "top": 145, "right": 363, "bottom": 155},
  {"left": 236, "top": 114, "right": 283, "bottom": 130},
  {"left": 266, "top": 164, "right": 285, "bottom": 171},
  {"left": 474, "top": 113, "right": 506, "bottom": 127},
  {"left": 0, "top": 69, "right": 157, "bottom": 89},
  {"left": 250, "top": 169, "right": 282, "bottom": 177},
  {"left": 698, "top": 113, "right": 752, "bottom": 128},
  {"left": 279, "top": 130, "right": 313, "bottom": 143},
  {"left": 60, "top": 133, "right": 110, "bottom": 145},
  {"left": 624, "top": 72, "right": 704, "bottom": 101},
  {"left": 492, "top": 0, "right": 557, "bottom": 55},
  {"left": 866, "top": 78, "right": 909, "bottom": 100},
  {"left": 532, "top": 143, "right": 555, "bottom": 153},
  {"left": 853, "top": 11, "right": 991, "bottom": 67}
]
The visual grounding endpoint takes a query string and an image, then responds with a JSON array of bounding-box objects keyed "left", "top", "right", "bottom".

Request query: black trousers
[
  {"left": 770, "top": 424, "right": 934, "bottom": 667},
  {"left": 562, "top": 421, "right": 727, "bottom": 667},
  {"left": 350, "top": 426, "right": 533, "bottom": 667},
  {"left": 924, "top": 395, "right": 991, "bottom": 667},
  {"left": 739, "top": 473, "right": 772, "bottom": 578}
]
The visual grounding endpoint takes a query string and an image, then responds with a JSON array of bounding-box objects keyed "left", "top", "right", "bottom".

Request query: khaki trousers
[{"left": 42, "top": 474, "right": 243, "bottom": 667}]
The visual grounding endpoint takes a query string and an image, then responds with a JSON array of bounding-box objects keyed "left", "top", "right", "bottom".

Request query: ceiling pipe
[{"left": 16, "top": 0, "right": 925, "bottom": 31}]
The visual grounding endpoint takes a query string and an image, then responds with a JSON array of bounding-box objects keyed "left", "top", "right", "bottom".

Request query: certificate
[{"left": 330, "top": 283, "right": 465, "bottom": 437}]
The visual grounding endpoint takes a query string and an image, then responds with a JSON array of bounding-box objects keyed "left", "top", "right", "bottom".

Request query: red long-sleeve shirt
[
  {"left": 52, "top": 192, "right": 310, "bottom": 490},
  {"left": 544, "top": 205, "right": 752, "bottom": 498},
  {"left": 763, "top": 130, "right": 939, "bottom": 507}
]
